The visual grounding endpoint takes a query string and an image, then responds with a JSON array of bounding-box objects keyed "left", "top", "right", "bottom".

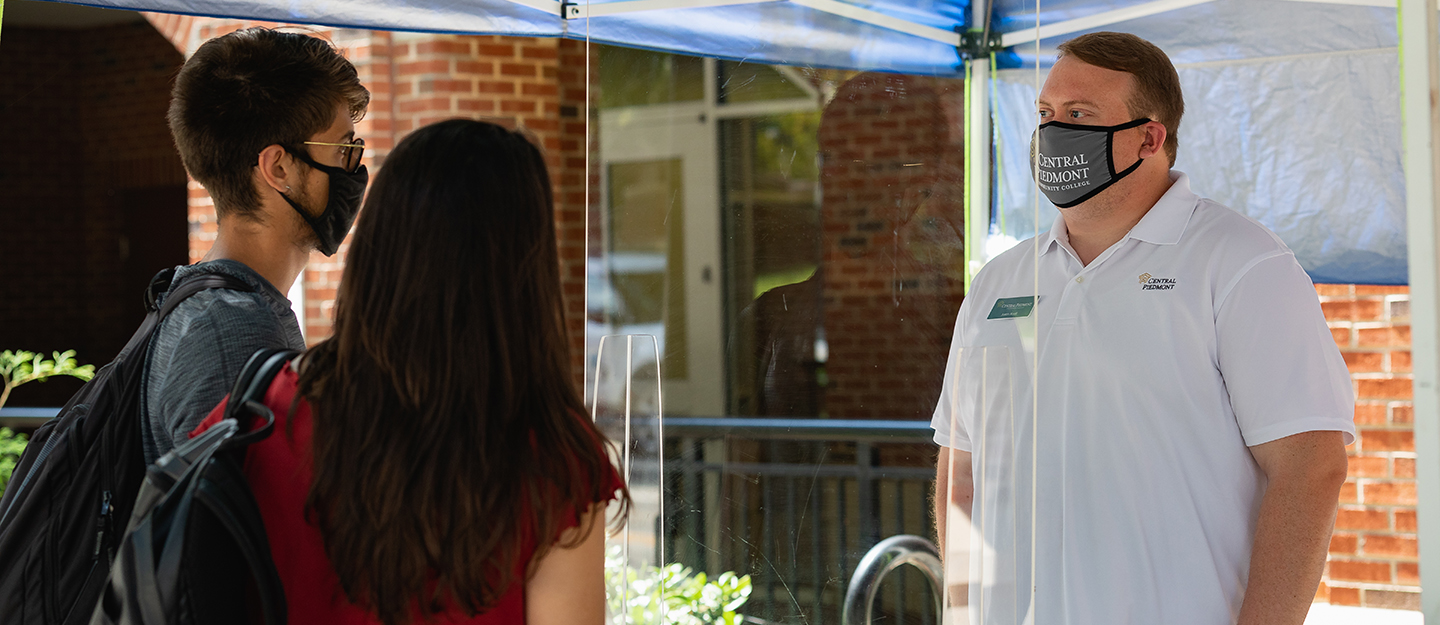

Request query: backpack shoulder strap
[
  {"left": 157, "top": 274, "right": 254, "bottom": 319},
  {"left": 222, "top": 348, "right": 302, "bottom": 448}
]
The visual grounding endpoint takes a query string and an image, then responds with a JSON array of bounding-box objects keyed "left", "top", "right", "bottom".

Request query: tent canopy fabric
[
  {"left": 63, "top": 0, "right": 567, "bottom": 37},
  {"left": 31, "top": 0, "right": 1411, "bottom": 284},
  {"left": 989, "top": 0, "right": 1404, "bottom": 283}
]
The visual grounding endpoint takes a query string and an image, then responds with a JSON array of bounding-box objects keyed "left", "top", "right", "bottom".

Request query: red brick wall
[
  {"left": 77, "top": 24, "right": 192, "bottom": 348},
  {"left": 816, "top": 72, "right": 967, "bottom": 420},
  {"left": 1317, "top": 284, "right": 1419, "bottom": 610},
  {"left": 0, "top": 23, "right": 187, "bottom": 406},
  {"left": 0, "top": 29, "right": 85, "bottom": 395},
  {"left": 557, "top": 38, "right": 594, "bottom": 382}
]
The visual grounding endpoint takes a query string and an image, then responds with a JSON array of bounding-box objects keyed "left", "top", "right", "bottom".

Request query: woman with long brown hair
[{"left": 196, "top": 118, "right": 627, "bottom": 624}]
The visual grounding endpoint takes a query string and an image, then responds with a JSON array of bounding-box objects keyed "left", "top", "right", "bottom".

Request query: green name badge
[{"left": 987, "top": 296, "right": 1037, "bottom": 319}]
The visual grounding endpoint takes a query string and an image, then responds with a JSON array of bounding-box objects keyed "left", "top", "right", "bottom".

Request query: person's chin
[{"left": 291, "top": 231, "right": 321, "bottom": 254}]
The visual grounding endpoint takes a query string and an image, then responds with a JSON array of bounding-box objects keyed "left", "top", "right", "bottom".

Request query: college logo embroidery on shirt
[{"left": 1139, "top": 273, "right": 1177, "bottom": 290}]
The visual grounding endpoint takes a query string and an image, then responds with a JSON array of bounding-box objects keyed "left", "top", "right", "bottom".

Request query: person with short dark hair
[
  {"left": 195, "top": 118, "right": 628, "bottom": 624},
  {"left": 143, "top": 28, "right": 370, "bottom": 463},
  {"left": 932, "top": 32, "right": 1352, "bottom": 624}
]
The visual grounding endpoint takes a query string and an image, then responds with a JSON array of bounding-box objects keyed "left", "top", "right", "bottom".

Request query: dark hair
[
  {"left": 296, "top": 119, "right": 626, "bottom": 625},
  {"left": 168, "top": 28, "right": 369, "bottom": 219},
  {"left": 1058, "top": 32, "right": 1184, "bottom": 166}
]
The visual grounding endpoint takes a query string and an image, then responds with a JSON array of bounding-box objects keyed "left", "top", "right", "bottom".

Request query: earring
[{"left": 285, "top": 186, "right": 292, "bottom": 192}]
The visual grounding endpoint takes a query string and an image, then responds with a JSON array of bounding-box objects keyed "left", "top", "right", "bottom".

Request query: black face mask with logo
[
  {"left": 280, "top": 146, "right": 369, "bottom": 257},
  {"left": 1032, "top": 118, "right": 1150, "bottom": 208}
]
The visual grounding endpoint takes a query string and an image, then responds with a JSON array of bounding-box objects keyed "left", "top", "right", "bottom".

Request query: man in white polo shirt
[{"left": 931, "top": 32, "right": 1354, "bottom": 624}]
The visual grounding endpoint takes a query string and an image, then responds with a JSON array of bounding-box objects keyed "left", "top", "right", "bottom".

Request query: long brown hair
[{"left": 297, "top": 119, "right": 626, "bottom": 624}]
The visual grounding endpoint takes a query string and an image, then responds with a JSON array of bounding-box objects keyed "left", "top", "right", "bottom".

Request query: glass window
[
  {"left": 718, "top": 60, "right": 811, "bottom": 104},
  {"left": 597, "top": 45, "right": 705, "bottom": 109},
  {"left": 605, "top": 159, "right": 688, "bottom": 379}
]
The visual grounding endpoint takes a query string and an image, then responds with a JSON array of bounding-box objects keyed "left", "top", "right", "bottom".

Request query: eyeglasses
[{"left": 301, "top": 137, "right": 366, "bottom": 173}]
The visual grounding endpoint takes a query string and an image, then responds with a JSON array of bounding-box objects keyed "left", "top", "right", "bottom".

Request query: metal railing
[
  {"left": 2, "top": 410, "right": 942, "bottom": 622},
  {"left": 661, "top": 417, "right": 939, "bottom": 625},
  {"left": 0, "top": 407, "right": 60, "bottom": 429}
]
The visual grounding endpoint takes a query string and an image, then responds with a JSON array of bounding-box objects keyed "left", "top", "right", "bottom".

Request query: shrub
[
  {"left": 0, "top": 428, "right": 26, "bottom": 495},
  {"left": 605, "top": 544, "right": 752, "bottom": 625}
]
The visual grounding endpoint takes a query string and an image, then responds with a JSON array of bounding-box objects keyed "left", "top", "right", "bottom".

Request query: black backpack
[
  {"left": 0, "top": 269, "right": 253, "bottom": 625},
  {"left": 89, "top": 347, "right": 294, "bottom": 625}
]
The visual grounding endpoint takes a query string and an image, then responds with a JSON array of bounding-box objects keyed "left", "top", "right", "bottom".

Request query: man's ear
[
  {"left": 1138, "top": 122, "right": 1167, "bottom": 160},
  {"left": 256, "top": 144, "right": 295, "bottom": 196}
]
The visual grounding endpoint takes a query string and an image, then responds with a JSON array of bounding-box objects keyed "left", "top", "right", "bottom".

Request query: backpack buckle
[{"left": 144, "top": 268, "right": 177, "bottom": 313}]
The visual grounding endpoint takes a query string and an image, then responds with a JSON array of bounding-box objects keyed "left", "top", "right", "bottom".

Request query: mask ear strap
[
  {"left": 1113, "top": 117, "right": 1153, "bottom": 131},
  {"left": 1106, "top": 118, "right": 1154, "bottom": 178},
  {"left": 281, "top": 144, "right": 348, "bottom": 176},
  {"left": 1112, "top": 154, "right": 1144, "bottom": 181}
]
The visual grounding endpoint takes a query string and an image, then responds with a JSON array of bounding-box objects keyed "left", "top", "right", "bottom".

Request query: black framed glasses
[{"left": 301, "top": 137, "right": 366, "bottom": 173}]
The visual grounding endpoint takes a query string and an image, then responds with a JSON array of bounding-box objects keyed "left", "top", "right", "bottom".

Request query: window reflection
[
  {"left": 597, "top": 46, "right": 704, "bottom": 109},
  {"left": 814, "top": 72, "right": 966, "bottom": 422},
  {"left": 724, "top": 112, "right": 823, "bottom": 417},
  {"left": 591, "top": 47, "right": 964, "bottom": 624},
  {"left": 718, "top": 61, "right": 813, "bottom": 104},
  {"left": 605, "top": 159, "right": 686, "bottom": 378}
]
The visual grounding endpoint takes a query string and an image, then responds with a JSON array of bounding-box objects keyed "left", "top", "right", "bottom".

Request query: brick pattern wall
[
  {"left": 0, "top": 23, "right": 187, "bottom": 406},
  {"left": 557, "top": 39, "right": 595, "bottom": 382},
  {"left": 816, "top": 72, "right": 967, "bottom": 420},
  {"left": 0, "top": 29, "right": 85, "bottom": 391},
  {"left": 1317, "top": 284, "right": 1419, "bottom": 610},
  {"left": 76, "top": 23, "right": 191, "bottom": 353}
]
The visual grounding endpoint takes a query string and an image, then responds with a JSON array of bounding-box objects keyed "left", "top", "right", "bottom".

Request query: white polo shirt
[{"left": 931, "top": 172, "right": 1355, "bottom": 625}]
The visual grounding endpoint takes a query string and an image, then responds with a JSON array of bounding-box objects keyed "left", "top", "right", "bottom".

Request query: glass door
[{"left": 593, "top": 56, "right": 725, "bottom": 419}]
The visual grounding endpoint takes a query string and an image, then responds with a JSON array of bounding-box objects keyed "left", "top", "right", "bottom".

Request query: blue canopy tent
[
  {"left": 23, "top": 0, "right": 1406, "bottom": 285},
  {"left": 7, "top": 0, "right": 1440, "bottom": 617}
]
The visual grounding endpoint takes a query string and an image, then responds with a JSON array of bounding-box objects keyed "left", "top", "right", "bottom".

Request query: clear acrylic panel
[
  {"left": 942, "top": 346, "right": 1031, "bottom": 625},
  {"left": 594, "top": 334, "right": 667, "bottom": 624},
  {"left": 584, "top": 9, "right": 1022, "bottom": 623}
]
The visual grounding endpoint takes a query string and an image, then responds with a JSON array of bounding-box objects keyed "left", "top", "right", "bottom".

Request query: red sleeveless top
[{"left": 194, "top": 363, "right": 623, "bottom": 624}]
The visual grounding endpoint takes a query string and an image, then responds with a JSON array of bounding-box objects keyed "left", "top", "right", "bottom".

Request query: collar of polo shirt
[{"left": 1040, "top": 171, "right": 1202, "bottom": 257}]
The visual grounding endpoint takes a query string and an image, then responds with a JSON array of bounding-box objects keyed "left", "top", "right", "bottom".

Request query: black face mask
[
  {"left": 281, "top": 146, "right": 369, "bottom": 256},
  {"left": 1032, "top": 118, "right": 1150, "bottom": 208}
]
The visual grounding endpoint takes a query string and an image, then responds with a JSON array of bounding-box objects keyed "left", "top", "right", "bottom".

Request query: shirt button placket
[{"left": 1054, "top": 274, "right": 1083, "bottom": 322}]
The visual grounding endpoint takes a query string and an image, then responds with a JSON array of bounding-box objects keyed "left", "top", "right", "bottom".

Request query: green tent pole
[
  {"left": 963, "top": 44, "right": 992, "bottom": 295},
  {"left": 962, "top": 1, "right": 994, "bottom": 295},
  {"left": 1398, "top": 0, "right": 1440, "bottom": 619}
]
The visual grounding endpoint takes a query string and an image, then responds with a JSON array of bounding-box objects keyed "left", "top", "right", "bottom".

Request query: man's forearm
[
  {"left": 935, "top": 448, "right": 950, "bottom": 552},
  {"left": 934, "top": 447, "right": 974, "bottom": 554},
  {"left": 1236, "top": 471, "right": 1343, "bottom": 624}
]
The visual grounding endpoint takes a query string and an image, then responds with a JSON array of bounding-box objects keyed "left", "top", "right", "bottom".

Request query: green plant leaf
[
  {"left": 605, "top": 544, "right": 754, "bottom": 625},
  {"left": 0, "top": 348, "right": 95, "bottom": 412},
  {"left": 0, "top": 427, "right": 30, "bottom": 496}
]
